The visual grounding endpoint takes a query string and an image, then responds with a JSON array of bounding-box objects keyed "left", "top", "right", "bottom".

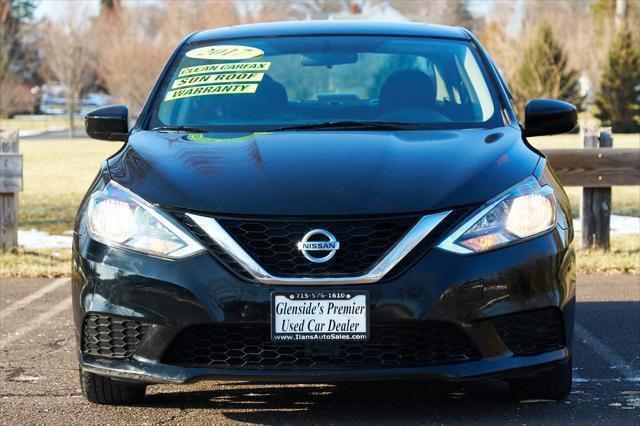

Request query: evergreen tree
[
  {"left": 512, "top": 23, "right": 583, "bottom": 117},
  {"left": 0, "top": 0, "right": 36, "bottom": 81},
  {"left": 595, "top": 26, "right": 640, "bottom": 132}
]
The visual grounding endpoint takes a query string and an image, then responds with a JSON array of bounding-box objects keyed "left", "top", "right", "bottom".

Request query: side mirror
[
  {"left": 524, "top": 99, "right": 577, "bottom": 137},
  {"left": 85, "top": 105, "right": 129, "bottom": 142}
]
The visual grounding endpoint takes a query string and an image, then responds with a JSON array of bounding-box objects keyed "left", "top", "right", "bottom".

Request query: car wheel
[
  {"left": 79, "top": 367, "right": 146, "bottom": 405},
  {"left": 509, "top": 357, "right": 572, "bottom": 401}
]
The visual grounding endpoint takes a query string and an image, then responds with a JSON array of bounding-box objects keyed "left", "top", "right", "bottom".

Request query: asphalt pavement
[{"left": 0, "top": 274, "right": 638, "bottom": 425}]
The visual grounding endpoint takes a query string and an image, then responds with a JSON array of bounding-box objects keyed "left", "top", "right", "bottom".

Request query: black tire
[
  {"left": 79, "top": 367, "right": 146, "bottom": 405},
  {"left": 509, "top": 357, "right": 572, "bottom": 401}
]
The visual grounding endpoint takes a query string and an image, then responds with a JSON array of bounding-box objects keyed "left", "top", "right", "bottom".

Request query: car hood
[{"left": 108, "top": 127, "right": 540, "bottom": 216}]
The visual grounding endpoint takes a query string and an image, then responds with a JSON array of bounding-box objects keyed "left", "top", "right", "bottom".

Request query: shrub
[{"left": 512, "top": 23, "right": 583, "bottom": 117}]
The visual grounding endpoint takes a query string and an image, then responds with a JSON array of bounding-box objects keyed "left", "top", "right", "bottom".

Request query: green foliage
[
  {"left": 591, "top": 0, "right": 617, "bottom": 22},
  {"left": 512, "top": 23, "right": 583, "bottom": 117},
  {"left": 595, "top": 26, "right": 640, "bottom": 133}
]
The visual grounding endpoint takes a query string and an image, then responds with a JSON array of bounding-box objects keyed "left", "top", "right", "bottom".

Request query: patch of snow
[
  {"left": 18, "top": 229, "right": 72, "bottom": 249},
  {"left": 573, "top": 215, "right": 640, "bottom": 235}
]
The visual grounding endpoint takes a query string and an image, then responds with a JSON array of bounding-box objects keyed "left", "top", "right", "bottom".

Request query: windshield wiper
[
  {"left": 151, "top": 126, "right": 209, "bottom": 133},
  {"left": 267, "top": 121, "right": 425, "bottom": 132}
]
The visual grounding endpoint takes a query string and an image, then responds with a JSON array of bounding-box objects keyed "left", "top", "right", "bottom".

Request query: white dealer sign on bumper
[{"left": 271, "top": 292, "right": 369, "bottom": 342}]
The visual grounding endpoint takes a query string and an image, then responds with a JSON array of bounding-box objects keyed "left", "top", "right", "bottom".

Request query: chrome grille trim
[{"left": 186, "top": 211, "right": 451, "bottom": 285}]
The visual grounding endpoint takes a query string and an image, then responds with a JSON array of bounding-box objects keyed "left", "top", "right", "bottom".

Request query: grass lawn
[
  {"left": 0, "top": 248, "right": 71, "bottom": 278},
  {"left": 576, "top": 235, "right": 640, "bottom": 274},
  {"left": 19, "top": 138, "right": 123, "bottom": 234},
  {"left": 528, "top": 133, "right": 640, "bottom": 150},
  {"left": 0, "top": 115, "right": 79, "bottom": 132}
]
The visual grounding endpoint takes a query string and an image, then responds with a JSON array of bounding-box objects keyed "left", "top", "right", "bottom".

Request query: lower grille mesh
[
  {"left": 162, "top": 322, "right": 479, "bottom": 370},
  {"left": 490, "top": 307, "right": 565, "bottom": 356},
  {"left": 82, "top": 314, "right": 150, "bottom": 359}
]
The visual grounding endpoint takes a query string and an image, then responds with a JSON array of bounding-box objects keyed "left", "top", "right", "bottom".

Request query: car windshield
[{"left": 147, "top": 36, "right": 503, "bottom": 132}]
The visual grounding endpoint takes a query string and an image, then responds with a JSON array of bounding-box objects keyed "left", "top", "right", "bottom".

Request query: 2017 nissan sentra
[{"left": 73, "top": 21, "right": 577, "bottom": 405}]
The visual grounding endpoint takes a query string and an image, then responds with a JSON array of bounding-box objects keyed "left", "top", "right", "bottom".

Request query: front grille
[
  {"left": 82, "top": 314, "right": 150, "bottom": 359},
  {"left": 172, "top": 208, "right": 471, "bottom": 281},
  {"left": 218, "top": 216, "right": 419, "bottom": 277},
  {"left": 162, "top": 322, "right": 479, "bottom": 370},
  {"left": 174, "top": 213, "right": 420, "bottom": 279},
  {"left": 490, "top": 308, "right": 565, "bottom": 356}
]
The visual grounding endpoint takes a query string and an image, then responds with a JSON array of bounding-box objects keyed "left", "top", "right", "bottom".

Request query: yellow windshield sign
[
  {"left": 172, "top": 73, "right": 264, "bottom": 89},
  {"left": 178, "top": 62, "right": 271, "bottom": 77},
  {"left": 164, "top": 83, "right": 258, "bottom": 101},
  {"left": 185, "top": 45, "right": 264, "bottom": 61}
]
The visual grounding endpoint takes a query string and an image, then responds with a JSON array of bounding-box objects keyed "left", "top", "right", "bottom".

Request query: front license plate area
[{"left": 271, "top": 291, "right": 369, "bottom": 342}]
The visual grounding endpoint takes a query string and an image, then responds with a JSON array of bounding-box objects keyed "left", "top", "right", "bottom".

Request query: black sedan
[{"left": 73, "top": 21, "right": 577, "bottom": 405}]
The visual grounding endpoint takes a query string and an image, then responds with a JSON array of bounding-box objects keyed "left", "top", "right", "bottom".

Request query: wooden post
[
  {"left": 0, "top": 129, "right": 22, "bottom": 250},
  {"left": 580, "top": 128, "right": 613, "bottom": 250}
]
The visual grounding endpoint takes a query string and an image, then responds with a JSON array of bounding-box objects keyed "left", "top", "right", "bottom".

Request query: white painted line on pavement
[
  {"left": 574, "top": 322, "right": 639, "bottom": 380},
  {"left": 0, "top": 278, "right": 70, "bottom": 320},
  {"left": 0, "top": 297, "right": 72, "bottom": 349}
]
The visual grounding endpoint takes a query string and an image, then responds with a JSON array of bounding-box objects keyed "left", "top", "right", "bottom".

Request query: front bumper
[
  {"left": 80, "top": 349, "right": 569, "bottom": 385},
  {"left": 72, "top": 223, "right": 575, "bottom": 385}
]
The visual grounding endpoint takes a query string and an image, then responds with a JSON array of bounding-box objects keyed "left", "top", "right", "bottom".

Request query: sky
[
  {"left": 34, "top": 0, "right": 511, "bottom": 22},
  {"left": 34, "top": 0, "right": 100, "bottom": 20}
]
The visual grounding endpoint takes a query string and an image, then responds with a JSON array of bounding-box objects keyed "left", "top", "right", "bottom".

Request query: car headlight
[
  {"left": 87, "top": 180, "right": 204, "bottom": 259},
  {"left": 437, "top": 176, "right": 557, "bottom": 254}
]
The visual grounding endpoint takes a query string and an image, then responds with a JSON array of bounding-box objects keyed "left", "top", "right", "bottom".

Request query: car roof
[{"left": 188, "top": 20, "right": 470, "bottom": 44}]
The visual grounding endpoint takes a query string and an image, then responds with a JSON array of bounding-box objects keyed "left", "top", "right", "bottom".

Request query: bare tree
[
  {"left": 93, "top": 5, "right": 169, "bottom": 115},
  {"left": 93, "top": 1, "right": 243, "bottom": 115},
  {"left": 477, "top": 21, "right": 519, "bottom": 83},
  {"left": 43, "top": 9, "right": 94, "bottom": 138},
  {"left": 0, "top": 73, "right": 34, "bottom": 116},
  {"left": 391, "top": 0, "right": 480, "bottom": 31}
]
